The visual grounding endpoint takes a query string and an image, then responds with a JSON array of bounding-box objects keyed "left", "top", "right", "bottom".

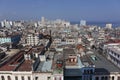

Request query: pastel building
[
  {"left": 0, "top": 46, "right": 63, "bottom": 80},
  {"left": 0, "top": 35, "right": 21, "bottom": 44}
]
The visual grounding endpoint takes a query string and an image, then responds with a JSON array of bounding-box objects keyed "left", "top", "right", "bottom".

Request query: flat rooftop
[
  {"left": 64, "top": 49, "right": 76, "bottom": 54},
  {"left": 0, "top": 51, "right": 25, "bottom": 71},
  {"left": 64, "top": 68, "right": 82, "bottom": 76},
  {"left": 108, "top": 45, "right": 120, "bottom": 55},
  {"left": 80, "top": 55, "right": 94, "bottom": 67},
  {"left": 6, "top": 49, "right": 20, "bottom": 56},
  {"left": 0, "top": 46, "right": 44, "bottom": 71},
  {"left": 87, "top": 53, "right": 120, "bottom": 75},
  {"left": 65, "top": 57, "right": 83, "bottom": 69},
  {"left": 17, "top": 60, "right": 32, "bottom": 71},
  {"left": 36, "top": 60, "right": 52, "bottom": 72},
  {"left": 63, "top": 49, "right": 76, "bottom": 57}
]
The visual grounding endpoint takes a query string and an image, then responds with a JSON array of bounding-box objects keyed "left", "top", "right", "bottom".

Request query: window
[
  {"left": 8, "top": 76, "right": 11, "bottom": 80},
  {"left": 112, "top": 76, "right": 114, "bottom": 80},
  {"left": 95, "top": 77, "right": 99, "bottom": 80},
  {"left": 1, "top": 76, "right": 5, "bottom": 80},
  {"left": 59, "top": 77, "right": 61, "bottom": 80},
  {"left": 118, "top": 76, "right": 120, "bottom": 80},
  {"left": 105, "top": 76, "right": 108, "bottom": 80},
  {"left": 47, "top": 77, "right": 51, "bottom": 80},
  {"left": 15, "top": 76, "right": 18, "bottom": 80},
  {"left": 21, "top": 76, "right": 24, "bottom": 80},
  {"left": 84, "top": 70, "right": 87, "bottom": 74},
  {"left": 28, "top": 77, "right": 31, "bottom": 80},
  {"left": 35, "top": 77, "right": 38, "bottom": 80},
  {"left": 101, "top": 76, "right": 104, "bottom": 80},
  {"left": 90, "top": 69, "right": 93, "bottom": 74},
  {"left": 118, "top": 55, "right": 119, "bottom": 58},
  {"left": 87, "top": 70, "right": 89, "bottom": 74},
  {"left": 54, "top": 77, "right": 56, "bottom": 80}
]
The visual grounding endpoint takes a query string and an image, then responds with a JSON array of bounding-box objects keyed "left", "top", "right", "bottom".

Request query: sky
[{"left": 0, "top": 0, "right": 120, "bottom": 22}]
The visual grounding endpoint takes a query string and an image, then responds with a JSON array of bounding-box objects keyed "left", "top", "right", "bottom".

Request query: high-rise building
[
  {"left": 105, "top": 23, "right": 112, "bottom": 29},
  {"left": 41, "top": 17, "right": 45, "bottom": 23},
  {"left": 41, "top": 17, "right": 45, "bottom": 24},
  {"left": 26, "top": 34, "right": 39, "bottom": 46},
  {"left": 0, "top": 20, "right": 12, "bottom": 28},
  {"left": 80, "top": 20, "right": 86, "bottom": 26}
]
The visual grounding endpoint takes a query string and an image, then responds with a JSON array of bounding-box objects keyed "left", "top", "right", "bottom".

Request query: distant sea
[{"left": 71, "top": 21, "right": 120, "bottom": 28}]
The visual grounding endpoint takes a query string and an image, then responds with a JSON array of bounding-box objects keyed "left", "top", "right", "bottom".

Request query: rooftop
[
  {"left": 17, "top": 60, "right": 32, "bottom": 71},
  {"left": 6, "top": 49, "right": 20, "bottom": 55},
  {"left": 107, "top": 45, "right": 120, "bottom": 55},
  {"left": 80, "top": 55, "right": 94, "bottom": 67},
  {"left": 63, "top": 49, "right": 76, "bottom": 61},
  {"left": 0, "top": 51, "right": 24, "bottom": 71},
  {"left": 64, "top": 68, "right": 82, "bottom": 76},
  {"left": 63, "top": 49, "right": 76, "bottom": 55},
  {"left": 87, "top": 53, "right": 120, "bottom": 75},
  {"left": 0, "top": 46, "right": 44, "bottom": 71},
  {"left": 36, "top": 60, "right": 52, "bottom": 72}
]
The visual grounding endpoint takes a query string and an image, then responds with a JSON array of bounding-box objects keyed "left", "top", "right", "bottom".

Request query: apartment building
[{"left": 26, "top": 34, "right": 39, "bottom": 46}]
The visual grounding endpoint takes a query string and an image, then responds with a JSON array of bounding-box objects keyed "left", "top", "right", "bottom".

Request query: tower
[{"left": 80, "top": 20, "right": 86, "bottom": 26}]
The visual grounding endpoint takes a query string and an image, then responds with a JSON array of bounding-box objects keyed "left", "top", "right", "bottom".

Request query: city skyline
[{"left": 0, "top": 0, "right": 120, "bottom": 22}]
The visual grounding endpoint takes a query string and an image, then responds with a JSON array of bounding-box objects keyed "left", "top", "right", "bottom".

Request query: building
[
  {"left": 80, "top": 20, "right": 86, "bottom": 26},
  {"left": 0, "top": 35, "right": 21, "bottom": 44},
  {"left": 0, "top": 44, "right": 63, "bottom": 80},
  {"left": 13, "top": 21, "right": 23, "bottom": 27},
  {"left": 63, "top": 49, "right": 95, "bottom": 80},
  {"left": 26, "top": 34, "right": 39, "bottom": 46},
  {"left": 105, "top": 24, "right": 112, "bottom": 29},
  {"left": 0, "top": 20, "right": 12, "bottom": 28},
  {"left": 53, "top": 38, "right": 62, "bottom": 46},
  {"left": 106, "top": 44, "right": 120, "bottom": 68},
  {"left": 87, "top": 52, "right": 120, "bottom": 80}
]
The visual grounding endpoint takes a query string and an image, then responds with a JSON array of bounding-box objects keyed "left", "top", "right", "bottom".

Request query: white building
[
  {"left": 53, "top": 38, "right": 62, "bottom": 46},
  {"left": 80, "top": 20, "right": 86, "bottom": 26},
  {"left": 105, "top": 23, "right": 112, "bottom": 29},
  {"left": 26, "top": 34, "right": 39, "bottom": 46},
  {"left": 106, "top": 44, "right": 120, "bottom": 68},
  {"left": 1, "top": 20, "right": 12, "bottom": 28},
  {"left": 0, "top": 35, "right": 21, "bottom": 44},
  {"left": 13, "top": 21, "right": 23, "bottom": 27},
  {"left": 65, "top": 38, "right": 76, "bottom": 45}
]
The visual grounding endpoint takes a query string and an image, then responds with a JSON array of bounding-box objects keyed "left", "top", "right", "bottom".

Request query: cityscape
[{"left": 0, "top": 0, "right": 120, "bottom": 80}]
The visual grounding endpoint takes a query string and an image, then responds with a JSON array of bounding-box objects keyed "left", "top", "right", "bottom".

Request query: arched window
[
  {"left": 87, "top": 70, "right": 89, "bottom": 74},
  {"left": 105, "top": 76, "right": 108, "bottom": 80},
  {"left": 101, "top": 76, "right": 104, "bottom": 80},
  {"left": 59, "top": 77, "right": 61, "bottom": 80},
  {"left": 15, "top": 76, "right": 18, "bottom": 80},
  {"left": 54, "top": 77, "right": 56, "bottom": 80},
  {"left": 8, "top": 76, "right": 11, "bottom": 80},
  {"left": 95, "top": 77, "right": 99, "bottom": 80},
  {"left": 118, "top": 76, "right": 120, "bottom": 80},
  {"left": 28, "top": 77, "right": 31, "bottom": 80},
  {"left": 84, "top": 70, "right": 87, "bottom": 74},
  {"left": 90, "top": 69, "right": 93, "bottom": 74},
  {"left": 1, "top": 76, "right": 5, "bottom": 80},
  {"left": 35, "top": 77, "right": 38, "bottom": 80},
  {"left": 21, "top": 76, "right": 24, "bottom": 80},
  {"left": 112, "top": 76, "right": 114, "bottom": 80}
]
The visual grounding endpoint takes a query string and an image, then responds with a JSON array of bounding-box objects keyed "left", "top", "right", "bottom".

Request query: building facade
[
  {"left": 26, "top": 34, "right": 39, "bottom": 46},
  {"left": 0, "top": 35, "right": 21, "bottom": 44}
]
